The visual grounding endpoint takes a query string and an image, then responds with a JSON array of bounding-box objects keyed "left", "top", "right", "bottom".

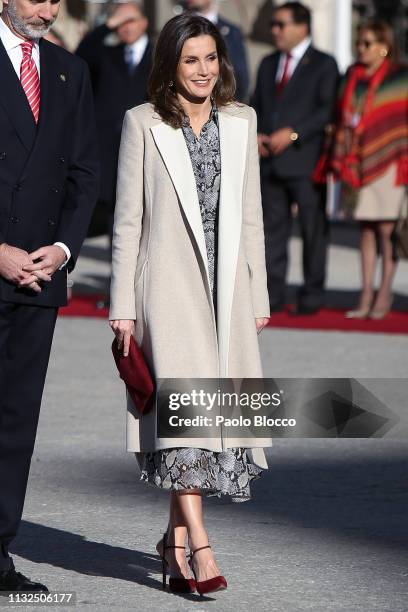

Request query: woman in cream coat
[{"left": 110, "top": 14, "right": 271, "bottom": 596}]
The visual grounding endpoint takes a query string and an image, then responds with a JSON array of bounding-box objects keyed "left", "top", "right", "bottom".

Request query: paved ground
[{"left": 4, "top": 227, "right": 408, "bottom": 612}]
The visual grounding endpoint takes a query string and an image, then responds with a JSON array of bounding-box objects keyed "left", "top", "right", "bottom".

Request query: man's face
[
  {"left": 2, "top": 0, "right": 60, "bottom": 40},
  {"left": 114, "top": 4, "right": 148, "bottom": 45},
  {"left": 185, "top": 0, "right": 214, "bottom": 13},
  {"left": 271, "top": 8, "right": 309, "bottom": 52}
]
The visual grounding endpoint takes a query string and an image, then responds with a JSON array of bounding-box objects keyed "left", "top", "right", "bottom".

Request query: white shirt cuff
[{"left": 54, "top": 242, "right": 71, "bottom": 270}]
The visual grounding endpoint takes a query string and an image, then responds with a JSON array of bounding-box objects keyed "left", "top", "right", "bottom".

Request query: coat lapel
[
  {"left": 0, "top": 38, "right": 36, "bottom": 152},
  {"left": 150, "top": 121, "right": 210, "bottom": 284},
  {"left": 217, "top": 110, "right": 248, "bottom": 376},
  {"left": 111, "top": 43, "right": 128, "bottom": 75},
  {"left": 271, "top": 53, "right": 280, "bottom": 97},
  {"left": 280, "top": 45, "right": 314, "bottom": 101}
]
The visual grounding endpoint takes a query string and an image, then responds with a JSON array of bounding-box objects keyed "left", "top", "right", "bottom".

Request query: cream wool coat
[{"left": 109, "top": 102, "right": 272, "bottom": 468}]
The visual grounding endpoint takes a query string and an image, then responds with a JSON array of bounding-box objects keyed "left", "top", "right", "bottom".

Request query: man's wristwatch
[{"left": 290, "top": 131, "right": 299, "bottom": 142}]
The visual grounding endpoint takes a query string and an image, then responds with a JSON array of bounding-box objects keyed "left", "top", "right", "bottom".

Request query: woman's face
[
  {"left": 356, "top": 29, "right": 388, "bottom": 66},
  {"left": 176, "top": 34, "right": 219, "bottom": 101}
]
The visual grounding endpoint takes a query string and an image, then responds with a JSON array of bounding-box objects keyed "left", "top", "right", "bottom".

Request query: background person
[
  {"left": 109, "top": 13, "right": 270, "bottom": 597},
  {"left": 76, "top": 1, "right": 152, "bottom": 241},
  {"left": 251, "top": 1, "right": 339, "bottom": 315},
  {"left": 330, "top": 19, "right": 408, "bottom": 320}
]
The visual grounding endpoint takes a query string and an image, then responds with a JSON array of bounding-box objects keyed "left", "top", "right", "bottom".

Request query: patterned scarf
[{"left": 315, "top": 60, "right": 408, "bottom": 188}]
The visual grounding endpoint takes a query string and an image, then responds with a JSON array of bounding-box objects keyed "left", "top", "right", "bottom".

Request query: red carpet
[
  {"left": 267, "top": 306, "right": 408, "bottom": 334},
  {"left": 60, "top": 294, "right": 108, "bottom": 319},
  {"left": 60, "top": 294, "right": 408, "bottom": 334}
]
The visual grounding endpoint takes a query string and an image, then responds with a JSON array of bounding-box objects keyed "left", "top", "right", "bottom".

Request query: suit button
[
  {"left": 48, "top": 219, "right": 56, "bottom": 226},
  {"left": 0, "top": 152, "right": 6, "bottom": 160},
  {"left": 51, "top": 187, "right": 59, "bottom": 194},
  {"left": 10, "top": 216, "right": 20, "bottom": 223},
  {"left": 59, "top": 156, "right": 65, "bottom": 163},
  {"left": 13, "top": 184, "right": 22, "bottom": 191}
]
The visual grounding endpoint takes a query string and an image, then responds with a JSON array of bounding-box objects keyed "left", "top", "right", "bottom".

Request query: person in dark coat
[
  {"left": 76, "top": 2, "right": 152, "bottom": 235},
  {"left": 251, "top": 2, "right": 339, "bottom": 314},
  {"left": 184, "top": 0, "right": 250, "bottom": 101},
  {"left": 0, "top": 0, "right": 99, "bottom": 591}
]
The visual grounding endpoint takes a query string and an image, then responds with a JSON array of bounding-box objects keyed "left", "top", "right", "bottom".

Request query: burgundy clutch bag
[{"left": 111, "top": 336, "right": 154, "bottom": 415}]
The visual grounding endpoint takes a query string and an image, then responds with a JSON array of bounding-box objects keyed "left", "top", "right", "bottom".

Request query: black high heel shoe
[
  {"left": 188, "top": 544, "right": 227, "bottom": 596},
  {"left": 158, "top": 532, "right": 196, "bottom": 593}
]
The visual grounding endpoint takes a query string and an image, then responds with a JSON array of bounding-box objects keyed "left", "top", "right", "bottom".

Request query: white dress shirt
[
  {"left": 124, "top": 33, "right": 148, "bottom": 69},
  {"left": 201, "top": 9, "right": 218, "bottom": 24},
  {"left": 0, "top": 17, "right": 71, "bottom": 268},
  {"left": 276, "top": 36, "right": 312, "bottom": 84},
  {"left": 0, "top": 17, "right": 40, "bottom": 74}
]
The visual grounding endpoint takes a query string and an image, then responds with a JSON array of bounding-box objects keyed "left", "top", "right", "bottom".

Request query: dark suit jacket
[
  {"left": 0, "top": 38, "right": 99, "bottom": 307},
  {"left": 76, "top": 26, "right": 153, "bottom": 208},
  {"left": 251, "top": 45, "right": 339, "bottom": 179},
  {"left": 217, "top": 16, "right": 249, "bottom": 102}
]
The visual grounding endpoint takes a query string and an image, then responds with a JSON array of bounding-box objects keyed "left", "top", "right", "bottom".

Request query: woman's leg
[
  {"left": 156, "top": 492, "right": 189, "bottom": 578},
  {"left": 357, "top": 221, "right": 377, "bottom": 308},
  {"left": 371, "top": 220, "right": 397, "bottom": 312},
  {"left": 175, "top": 489, "right": 223, "bottom": 582}
]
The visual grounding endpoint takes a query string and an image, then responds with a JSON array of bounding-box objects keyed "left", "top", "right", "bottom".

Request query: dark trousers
[
  {"left": 261, "top": 174, "right": 328, "bottom": 309},
  {"left": 0, "top": 301, "right": 57, "bottom": 570}
]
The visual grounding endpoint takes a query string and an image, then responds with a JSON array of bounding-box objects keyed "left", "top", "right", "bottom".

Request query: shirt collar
[
  {"left": 287, "top": 35, "right": 312, "bottom": 61},
  {"left": 125, "top": 33, "right": 148, "bottom": 54},
  {"left": 203, "top": 9, "right": 218, "bottom": 24},
  {"left": 0, "top": 17, "right": 39, "bottom": 53},
  {"left": 192, "top": 8, "right": 218, "bottom": 24}
]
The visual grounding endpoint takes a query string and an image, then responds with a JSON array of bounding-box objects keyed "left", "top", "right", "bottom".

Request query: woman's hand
[
  {"left": 110, "top": 319, "right": 135, "bottom": 357},
  {"left": 255, "top": 317, "right": 270, "bottom": 334}
]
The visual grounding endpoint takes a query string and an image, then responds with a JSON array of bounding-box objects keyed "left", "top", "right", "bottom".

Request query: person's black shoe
[
  {"left": 0, "top": 567, "right": 48, "bottom": 593},
  {"left": 289, "top": 304, "right": 320, "bottom": 316}
]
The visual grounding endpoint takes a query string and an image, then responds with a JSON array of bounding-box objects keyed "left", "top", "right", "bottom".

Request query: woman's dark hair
[
  {"left": 149, "top": 14, "right": 236, "bottom": 128},
  {"left": 275, "top": 2, "right": 311, "bottom": 35},
  {"left": 358, "top": 18, "right": 399, "bottom": 63}
]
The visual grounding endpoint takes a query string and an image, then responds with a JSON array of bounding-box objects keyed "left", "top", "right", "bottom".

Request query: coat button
[
  {"left": 51, "top": 187, "right": 59, "bottom": 194},
  {"left": 0, "top": 152, "right": 6, "bottom": 160},
  {"left": 48, "top": 219, "right": 56, "bottom": 226},
  {"left": 10, "top": 216, "right": 20, "bottom": 223},
  {"left": 13, "top": 184, "right": 22, "bottom": 191},
  {"left": 59, "top": 156, "right": 65, "bottom": 164}
]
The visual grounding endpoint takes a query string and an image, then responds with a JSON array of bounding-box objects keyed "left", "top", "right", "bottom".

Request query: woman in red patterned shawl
[{"left": 331, "top": 19, "right": 408, "bottom": 319}]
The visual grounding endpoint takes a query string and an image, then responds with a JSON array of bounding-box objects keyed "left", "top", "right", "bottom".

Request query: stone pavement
[{"left": 3, "top": 226, "right": 408, "bottom": 612}]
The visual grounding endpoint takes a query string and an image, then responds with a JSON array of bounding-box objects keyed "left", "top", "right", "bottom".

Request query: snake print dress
[{"left": 139, "top": 106, "right": 263, "bottom": 502}]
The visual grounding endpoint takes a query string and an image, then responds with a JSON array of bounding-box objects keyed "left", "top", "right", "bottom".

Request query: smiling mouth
[{"left": 192, "top": 79, "right": 211, "bottom": 85}]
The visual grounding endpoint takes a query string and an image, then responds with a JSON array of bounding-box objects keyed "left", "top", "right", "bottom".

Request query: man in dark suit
[
  {"left": 0, "top": 0, "right": 99, "bottom": 591},
  {"left": 76, "top": 2, "right": 152, "bottom": 237},
  {"left": 185, "top": 0, "right": 250, "bottom": 101},
  {"left": 251, "top": 2, "right": 339, "bottom": 314}
]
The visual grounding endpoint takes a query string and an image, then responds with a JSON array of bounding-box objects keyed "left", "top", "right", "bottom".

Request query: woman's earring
[
  {"left": 380, "top": 48, "right": 388, "bottom": 57},
  {"left": 169, "top": 80, "right": 174, "bottom": 88}
]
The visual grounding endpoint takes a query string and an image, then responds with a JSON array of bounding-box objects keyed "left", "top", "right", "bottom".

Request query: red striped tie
[
  {"left": 20, "top": 41, "right": 41, "bottom": 123},
  {"left": 277, "top": 52, "right": 293, "bottom": 95}
]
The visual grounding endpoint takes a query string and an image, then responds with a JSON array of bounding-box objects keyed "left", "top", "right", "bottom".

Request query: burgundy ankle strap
[{"left": 190, "top": 545, "right": 211, "bottom": 557}]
